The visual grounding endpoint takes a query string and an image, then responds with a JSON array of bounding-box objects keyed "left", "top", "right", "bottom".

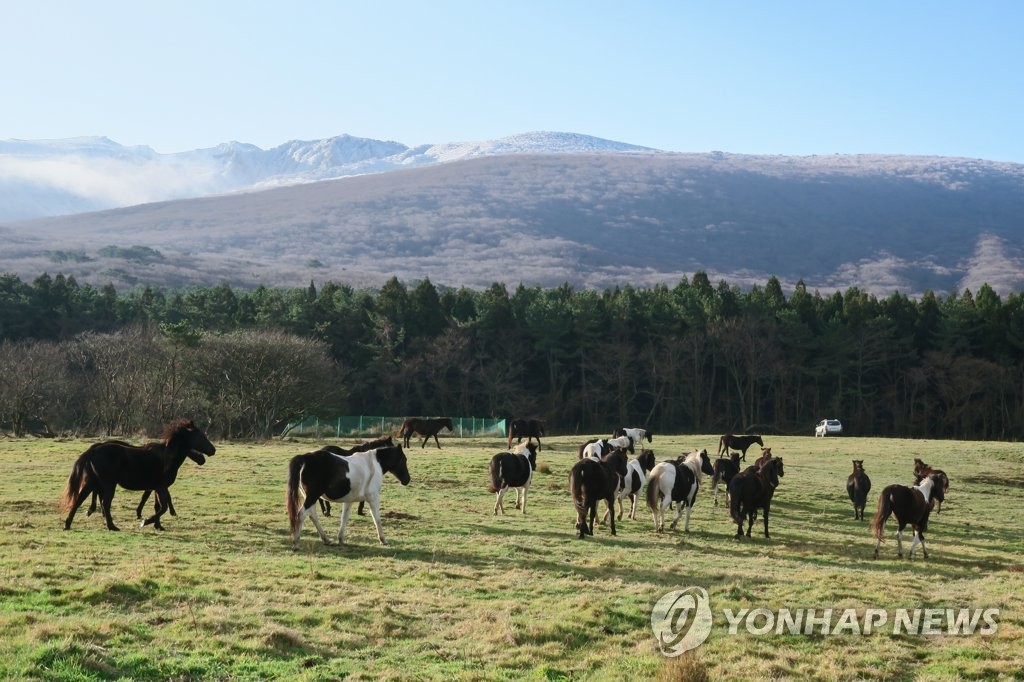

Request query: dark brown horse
[
  {"left": 319, "top": 435, "right": 395, "bottom": 517},
  {"left": 61, "top": 420, "right": 216, "bottom": 531},
  {"left": 872, "top": 473, "right": 945, "bottom": 559},
  {"left": 717, "top": 433, "right": 764, "bottom": 461},
  {"left": 507, "top": 418, "right": 545, "bottom": 450},
  {"left": 400, "top": 417, "right": 453, "bottom": 449},
  {"left": 912, "top": 458, "right": 950, "bottom": 513},
  {"left": 83, "top": 440, "right": 177, "bottom": 521},
  {"left": 711, "top": 452, "right": 742, "bottom": 507},
  {"left": 569, "top": 448, "right": 628, "bottom": 539},
  {"left": 847, "top": 459, "right": 871, "bottom": 520},
  {"left": 729, "top": 456, "right": 784, "bottom": 539}
]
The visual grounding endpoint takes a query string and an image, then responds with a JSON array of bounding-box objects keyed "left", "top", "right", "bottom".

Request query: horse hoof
[{"left": 108, "top": 526, "right": 120, "bottom": 532}]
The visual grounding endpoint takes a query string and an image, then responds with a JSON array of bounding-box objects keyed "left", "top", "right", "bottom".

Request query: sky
[{"left": 3, "top": 1, "right": 1024, "bottom": 162}]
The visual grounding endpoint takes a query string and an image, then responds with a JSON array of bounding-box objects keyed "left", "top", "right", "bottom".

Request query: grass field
[{"left": 1, "top": 433, "right": 1022, "bottom": 681}]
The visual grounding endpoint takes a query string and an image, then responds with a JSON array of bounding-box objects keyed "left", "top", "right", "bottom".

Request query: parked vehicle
[{"left": 815, "top": 419, "right": 843, "bottom": 437}]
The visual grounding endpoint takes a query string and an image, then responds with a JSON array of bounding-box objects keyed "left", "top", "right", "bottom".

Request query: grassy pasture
[{"left": 0, "top": 433, "right": 1022, "bottom": 681}]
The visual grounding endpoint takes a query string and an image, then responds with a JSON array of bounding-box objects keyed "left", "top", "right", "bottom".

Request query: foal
[
  {"left": 729, "top": 456, "right": 785, "bottom": 539},
  {"left": 872, "top": 473, "right": 945, "bottom": 559},
  {"left": 488, "top": 442, "right": 538, "bottom": 515},
  {"left": 603, "top": 448, "right": 656, "bottom": 523},
  {"left": 846, "top": 460, "right": 871, "bottom": 520}
]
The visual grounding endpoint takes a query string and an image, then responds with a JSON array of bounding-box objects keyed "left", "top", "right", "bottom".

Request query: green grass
[{"left": 1, "top": 434, "right": 1022, "bottom": 680}]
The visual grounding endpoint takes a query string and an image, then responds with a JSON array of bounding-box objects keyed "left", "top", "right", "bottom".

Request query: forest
[{"left": 1, "top": 271, "right": 1022, "bottom": 440}]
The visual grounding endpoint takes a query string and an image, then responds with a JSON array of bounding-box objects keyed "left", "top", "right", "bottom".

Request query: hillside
[{"left": 3, "top": 152, "right": 1024, "bottom": 295}]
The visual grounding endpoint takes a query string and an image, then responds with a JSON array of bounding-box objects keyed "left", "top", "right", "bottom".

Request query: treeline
[{"left": 1, "top": 271, "right": 1023, "bottom": 440}]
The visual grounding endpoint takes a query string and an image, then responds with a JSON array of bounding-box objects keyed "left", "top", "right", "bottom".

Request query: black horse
[
  {"left": 61, "top": 420, "right": 216, "bottom": 531},
  {"left": 400, "top": 417, "right": 453, "bottom": 449},
  {"left": 319, "top": 435, "right": 395, "bottom": 517},
  {"left": 507, "top": 418, "right": 545, "bottom": 450},
  {"left": 83, "top": 439, "right": 177, "bottom": 521},
  {"left": 717, "top": 433, "right": 764, "bottom": 461},
  {"left": 729, "top": 456, "right": 784, "bottom": 539},
  {"left": 569, "top": 448, "right": 628, "bottom": 539},
  {"left": 847, "top": 459, "right": 872, "bottom": 520}
]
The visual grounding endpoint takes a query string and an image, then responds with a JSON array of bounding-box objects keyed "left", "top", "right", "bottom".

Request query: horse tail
[
  {"left": 570, "top": 467, "right": 587, "bottom": 520},
  {"left": 729, "top": 478, "right": 744, "bottom": 525},
  {"left": 488, "top": 457, "right": 502, "bottom": 493},
  {"left": 646, "top": 468, "right": 661, "bottom": 512},
  {"left": 717, "top": 435, "right": 726, "bottom": 457},
  {"left": 286, "top": 454, "right": 306, "bottom": 537},
  {"left": 60, "top": 452, "right": 91, "bottom": 512},
  {"left": 871, "top": 487, "right": 893, "bottom": 541}
]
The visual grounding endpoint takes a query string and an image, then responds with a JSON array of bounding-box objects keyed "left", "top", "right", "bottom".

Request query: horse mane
[
  {"left": 679, "top": 449, "right": 705, "bottom": 477},
  {"left": 161, "top": 419, "right": 195, "bottom": 445}
]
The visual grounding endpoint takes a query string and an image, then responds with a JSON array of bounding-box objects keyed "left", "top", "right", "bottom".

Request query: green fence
[{"left": 282, "top": 416, "right": 507, "bottom": 440}]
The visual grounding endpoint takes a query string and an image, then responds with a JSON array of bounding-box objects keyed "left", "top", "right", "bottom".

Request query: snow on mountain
[{"left": 0, "top": 131, "right": 656, "bottom": 221}]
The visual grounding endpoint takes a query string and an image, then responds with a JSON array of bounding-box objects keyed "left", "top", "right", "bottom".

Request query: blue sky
[{"left": 4, "top": 1, "right": 1023, "bottom": 161}]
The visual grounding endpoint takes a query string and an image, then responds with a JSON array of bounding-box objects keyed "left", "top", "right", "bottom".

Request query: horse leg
[
  {"left": 141, "top": 488, "right": 170, "bottom": 530},
  {"left": 318, "top": 497, "right": 331, "bottom": 517},
  {"left": 337, "top": 502, "right": 354, "bottom": 545},
  {"left": 86, "top": 491, "right": 99, "bottom": 517},
  {"left": 99, "top": 484, "right": 120, "bottom": 531},
  {"left": 357, "top": 500, "right": 366, "bottom": 516},
  {"left": 365, "top": 496, "right": 387, "bottom": 546},
  {"left": 712, "top": 480, "right": 719, "bottom": 507},
  {"left": 607, "top": 496, "right": 617, "bottom": 536},
  {"left": 587, "top": 501, "right": 597, "bottom": 536},
  {"left": 745, "top": 511, "right": 755, "bottom": 538},
  {"left": 136, "top": 490, "right": 152, "bottom": 520},
  {"left": 684, "top": 501, "right": 694, "bottom": 533},
  {"left": 896, "top": 527, "right": 904, "bottom": 559},
  {"left": 519, "top": 486, "right": 528, "bottom": 515},
  {"left": 64, "top": 483, "right": 96, "bottom": 530},
  {"left": 494, "top": 486, "right": 507, "bottom": 515},
  {"left": 432, "top": 433, "right": 442, "bottom": 449},
  {"left": 762, "top": 503, "right": 770, "bottom": 539},
  {"left": 669, "top": 500, "right": 684, "bottom": 531}
]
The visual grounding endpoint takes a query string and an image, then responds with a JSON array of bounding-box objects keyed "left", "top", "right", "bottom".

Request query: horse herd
[{"left": 57, "top": 419, "right": 952, "bottom": 559}]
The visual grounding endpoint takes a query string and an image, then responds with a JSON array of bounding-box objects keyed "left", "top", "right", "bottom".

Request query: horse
[
  {"left": 647, "top": 449, "right": 715, "bottom": 533},
  {"left": 847, "top": 460, "right": 871, "bottom": 520},
  {"left": 400, "top": 417, "right": 453, "bottom": 449},
  {"left": 717, "top": 433, "right": 764, "bottom": 461},
  {"left": 729, "top": 456, "right": 785, "bottom": 539},
  {"left": 601, "top": 448, "right": 656, "bottom": 523},
  {"left": 82, "top": 439, "right": 177, "bottom": 521},
  {"left": 753, "top": 447, "right": 773, "bottom": 468},
  {"left": 507, "top": 419, "right": 545, "bottom": 450},
  {"left": 61, "top": 420, "right": 216, "bottom": 531},
  {"left": 318, "top": 435, "right": 395, "bottom": 517},
  {"left": 488, "top": 442, "right": 538, "bottom": 514},
  {"left": 579, "top": 435, "right": 633, "bottom": 460},
  {"left": 711, "top": 452, "right": 742, "bottom": 507},
  {"left": 569, "top": 448, "right": 628, "bottom": 539},
  {"left": 912, "top": 458, "right": 950, "bottom": 513},
  {"left": 287, "top": 445, "right": 411, "bottom": 548},
  {"left": 613, "top": 427, "right": 653, "bottom": 446},
  {"left": 872, "top": 473, "right": 945, "bottom": 559}
]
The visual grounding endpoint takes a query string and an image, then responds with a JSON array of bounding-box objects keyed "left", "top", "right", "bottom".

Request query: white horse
[
  {"left": 647, "top": 449, "right": 715, "bottom": 532},
  {"left": 614, "top": 427, "right": 652, "bottom": 447},
  {"left": 580, "top": 435, "right": 634, "bottom": 460},
  {"left": 287, "top": 446, "right": 411, "bottom": 548},
  {"left": 602, "top": 448, "right": 656, "bottom": 523}
]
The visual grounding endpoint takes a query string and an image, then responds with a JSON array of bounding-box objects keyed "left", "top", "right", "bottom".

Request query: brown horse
[
  {"left": 401, "top": 417, "right": 453, "bottom": 449},
  {"left": 717, "top": 433, "right": 764, "bottom": 461},
  {"left": 507, "top": 419, "right": 545, "bottom": 450},
  {"left": 569, "top": 448, "right": 628, "bottom": 539},
  {"left": 711, "top": 452, "right": 742, "bottom": 507},
  {"left": 912, "top": 458, "right": 950, "bottom": 513},
  {"left": 61, "top": 420, "right": 216, "bottom": 531},
  {"left": 729, "top": 456, "right": 784, "bottom": 539},
  {"left": 872, "top": 474, "right": 945, "bottom": 559},
  {"left": 847, "top": 460, "right": 871, "bottom": 520}
]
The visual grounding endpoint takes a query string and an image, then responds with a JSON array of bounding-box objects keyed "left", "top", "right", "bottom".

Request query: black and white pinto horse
[
  {"left": 287, "top": 445, "right": 411, "bottom": 548},
  {"left": 717, "top": 433, "right": 764, "bottom": 461},
  {"left": 646, "top": 449, "right": 715, "bottom": 533},
  {"left": 711, "top": 452, "right": 742, "bottom": 507},
  {"left": 400, "top": 417, "right": 453, "bottom": 449},
  {"left": 613, "top": 427, "right": 652, "bottom": 447},
  {"left": 601, "top": 448, "right": 657, "bottom": 523},
  {"left": 569, "top": 448, "right": 628, "bottom": 539},
  {"left": 729, "top": 456, "right": 785, "bottom": 539},
  {"left": 318, "top": 435, "right": 395, "bottom": 517},
  {"left": 507, "top": 419, "right": 545, "bottom": 451},
  {"left": 871, "top": 473, "right": 944, "bottom": 559},
  {"left": 847, "top": 459, "right": 872, "bottom": 521},
  {"left": 488, "top": 442, "right": 538, "bottom": 515},
  {"left": 579, "top": 435, "right": 634, "bottom": 460}
]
